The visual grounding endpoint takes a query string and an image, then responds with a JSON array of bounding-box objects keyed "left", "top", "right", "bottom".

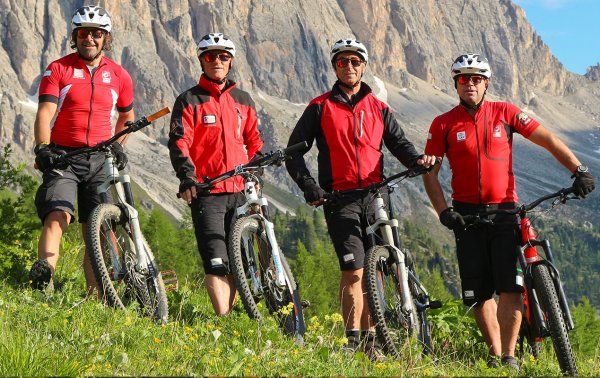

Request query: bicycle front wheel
[
  {"left": 229, "top": 216, "right": 305, "bottom": 339},
  {"left": 87, "top": 204, "right": 168, "bottom": 322},
  {"left": 408, "top": 269, "right": 433, "bottom": 354},
  {"left": 365, "top": 245, "right": 419, "bottom": 357},
  {"left": 532, "top": 264, "right": 577, "bottom": 375}
]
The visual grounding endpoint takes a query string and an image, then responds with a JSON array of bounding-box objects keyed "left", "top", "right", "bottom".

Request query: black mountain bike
[{"left": 462, "top": 187, "right": 579, "bottom": 375}]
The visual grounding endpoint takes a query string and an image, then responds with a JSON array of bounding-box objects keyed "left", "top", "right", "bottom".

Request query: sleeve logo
[
  {"left": 43, "top": 70, "right": 52, "bottom": 77},
  {"left": 516, "top": 112, "right": 532, "bottom": 126}
]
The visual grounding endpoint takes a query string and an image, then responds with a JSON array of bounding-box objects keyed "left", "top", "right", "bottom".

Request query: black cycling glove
[
  {"left": 34, "top": 145, "right": 66, "bottom": 172},
  {"left": 439, "top": 207, "right": 465, "bottom": 230},
  {"left": 572, "top": 171, "right": 595, "bottom": 198},
  {"left": 110, "top": 142, "right": 128, "bottom": 170},
  {"left": 179, "top": 178, "right": 198, "bottom": 195},
  {"left": 302, "top": 179, "right": 326, "bottom": 203}
]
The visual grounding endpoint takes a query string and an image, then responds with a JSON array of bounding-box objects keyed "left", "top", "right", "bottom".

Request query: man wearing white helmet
[
  {"left": 30, "top": 5, "right": 134, "bottom": 293},
  {"left": 169, "top": 33, "right": 263, "bottom": 315},
  {"left": 423, "top": 53, "right": 595, "bottom": 370},
  {"left": 285, "top": 38, "right": 436, "bottom": 360}
]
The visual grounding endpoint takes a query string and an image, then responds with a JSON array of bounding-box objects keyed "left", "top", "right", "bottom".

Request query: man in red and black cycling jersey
[
  {"left": 30, "top": 6, "right": 134, "bottom": 292},
  {"left": 423, "top": 53, "right": 595, "bottom": 370},
  {"left": 168, "top": 33, "right": 263, "bottom": 316},
  {"left": 285, "top": 38, "right": 436, "bottom": 360}
]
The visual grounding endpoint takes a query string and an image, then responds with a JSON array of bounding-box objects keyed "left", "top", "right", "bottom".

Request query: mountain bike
[
  {"left": 185, "top": 142, "right": 308, "bottom": 341},
  {"left": 54, "top": 108, "right": 172, "bottom": 323},
  {"left": 462, "top": 187, "right": 578, "bottom": 375},
  {"left": 326, "top": 164, "right": 442, "bottom": 357}
]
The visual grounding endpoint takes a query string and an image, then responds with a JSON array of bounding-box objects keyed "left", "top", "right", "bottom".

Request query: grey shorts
[{"left": 35, "top": 150, "right": 108, "bottom": 224}]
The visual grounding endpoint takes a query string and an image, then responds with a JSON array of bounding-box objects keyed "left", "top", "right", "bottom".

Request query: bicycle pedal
[
  {"left": 301, "top": 300, "right": 311, "bottom": 308},
  {"left": 429, "top": 300, "right": 443, "bottom": 309},
  {"left": 161, "top": 269, "right": 179, "bottom": 291}
]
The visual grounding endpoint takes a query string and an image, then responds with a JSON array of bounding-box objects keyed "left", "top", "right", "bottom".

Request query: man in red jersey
[
  {"left": 168, "top": 33, "right": 263, "bottom": 316},
  {"left": 423, "top": 53, "right": 595, "bottom": 370},
  {"left": 30, "top": 5, "right": 134, "bottom": 292},
  {"left": 285, "top": 38, "right": 436, "bottom": 360}
]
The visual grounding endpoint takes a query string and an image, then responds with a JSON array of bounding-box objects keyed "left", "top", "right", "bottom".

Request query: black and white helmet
[
  {"left": 451, "top": 53, "right": 491, "bottom": 79},
  {"left": 71, "top": 5, "right": 112, "bottom": 33},
  {"left": 330, "top": 39, "right": 368, "bottom": 63},
  {"left": 197, "top": 33, "right": 236, "bottom": 57}
]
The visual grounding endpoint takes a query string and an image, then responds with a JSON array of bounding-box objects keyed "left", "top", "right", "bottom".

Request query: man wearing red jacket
[
  {"left": 285, "top": 38, "right": 436, "bottom": 360},
  {"left": 30, "top": 5, "right": 134, "bottom": 292},
  {"left": 423, "top": 53, "right": 595, "bottom": 370},
  {"left": 168, "top": 33, "right": 263, "bottom": 315}
]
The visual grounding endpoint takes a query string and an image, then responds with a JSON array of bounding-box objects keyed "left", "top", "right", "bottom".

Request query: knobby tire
[
  {"left": 87, "top": 204, "right": 168, "bottom": 323},
  {"left": 532, "top": 264, "right": 577, "bottom": 375},
  {"left": 229, "top": 216, "right": 304, "bottom": 339}
]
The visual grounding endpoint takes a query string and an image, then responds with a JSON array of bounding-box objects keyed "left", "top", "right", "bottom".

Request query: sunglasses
[
  {"left": 203, "top": 52, "right": 232, "bottom": 63},
  {"left": 76, "top": 28, "right": 106, "bottom": 39},
  {"left": 336, "top": 57, "right": 364, "bottom": 68},
  {"left": 456, "top": 75, "right": 486, "bottom": 85}
]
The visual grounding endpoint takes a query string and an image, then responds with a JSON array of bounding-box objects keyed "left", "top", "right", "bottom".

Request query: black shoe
[
  {"left": 501, "top": 356, "right": 520, "bottom": 371},
  {"left": 364, "top": 338, "right": 387, "bottom": 362},
  {"left": 487, "top": 355, "right": 500, "bottom": 368},
  {"left": 29, "top": 259, "right": 53, "bottom": 291}
]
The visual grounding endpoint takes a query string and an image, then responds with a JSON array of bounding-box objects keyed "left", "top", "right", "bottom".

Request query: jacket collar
[
  {"left": 198, "top": 74, "right": 236, "bottom": 96},
  {"left": 330, "top": 81, "right": 372, "bottom": 107}
]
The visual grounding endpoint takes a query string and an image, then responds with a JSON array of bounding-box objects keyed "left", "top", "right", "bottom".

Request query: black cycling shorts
[
  {"left": 453, "top": 202, "right": 524, "bottom": 307},
  {"left": 323, "top": 191, "right": 388, "bottom": 271},
  {"left": 35, "top": 150, "right": 108, "bottom": 224},
  {"left": 190, "top": 192, "right": 244, "bottom": 276}
]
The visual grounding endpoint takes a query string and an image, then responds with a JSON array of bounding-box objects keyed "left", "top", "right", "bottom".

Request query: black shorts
[
  {"left": 35, "top": 150, "right": 108, "bottom": 224},
  {"left": 323, "top": 191, "right": 388, "bottom": 271},
  {"left": 190, "top": 192, "right": 245, "bottom": 276},
  {"left": 453, "top": 202, "right": 524, "bottom": 307}
]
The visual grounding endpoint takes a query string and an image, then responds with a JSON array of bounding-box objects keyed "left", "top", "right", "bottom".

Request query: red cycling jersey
[
  {"left": 168, "top": 75, "right": 263, "bottom": 194},
  {"left": 425, "top": 101, "right": 539, "bottom": 204},
  {"left": 38, "top": 53, "right": 134, "bottom": 147}
]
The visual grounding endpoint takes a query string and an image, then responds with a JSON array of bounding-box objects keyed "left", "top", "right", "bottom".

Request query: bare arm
[
  {"left": 527, "top": 125, "right": 581, "bottom": 174},
  {"left": 422, "top": 162, "right": 449, "bottom": 215},
  {"left": 115, "top": 109, "right": 135, "bottom": 145},
  {"left": 34, "top": 102, "right": 58, "bottom": 144}
]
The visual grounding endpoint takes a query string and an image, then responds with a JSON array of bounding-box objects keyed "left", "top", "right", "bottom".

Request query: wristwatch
[{"left": 575, "top": 165, "right": 589, "bottom": 175}]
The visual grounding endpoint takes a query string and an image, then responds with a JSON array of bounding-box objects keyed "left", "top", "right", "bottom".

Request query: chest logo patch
[
  {"left": 203, "top": 114, "right": 217, "bottom": 126},
  {"left": 102, "top": 71, "right": 111, "bottom": 84},
  {"left": 493, "top": 124, "right": 502, "bottom": 138},
  {"left": 456, "top": 131, "right": 466, "bottom": 141},
  {"left": 73, "top": 69, "right": 84, "bottom": 79}
]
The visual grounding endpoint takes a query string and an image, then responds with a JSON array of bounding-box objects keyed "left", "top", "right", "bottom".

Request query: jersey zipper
[
  {"left": 473, "top": 114, "right": 483, "bottom": 204},
  {"left": 351, "top": 107, "right": 362, "bottom": 188}
]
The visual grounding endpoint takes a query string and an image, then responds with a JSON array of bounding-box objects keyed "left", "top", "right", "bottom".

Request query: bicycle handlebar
[
  {"left": 178, "top": 141, "right": 308, "bottom": 196},
  {"left": 462, "top": 187, "right": 576, "bottom": 224},
  {"left": 55, "top": 107, "right": 171, "bottom": 161}
]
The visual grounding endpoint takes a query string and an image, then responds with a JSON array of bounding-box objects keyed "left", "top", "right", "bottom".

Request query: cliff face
[{"left": 1, "top": 0, "right": 599, "bottom": 221}]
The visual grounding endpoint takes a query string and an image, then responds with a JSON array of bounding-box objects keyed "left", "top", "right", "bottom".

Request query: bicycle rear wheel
[
  {"left": 229, "top": 216, "right": 305, "bottom": 339},
  {"left": 365, "top": 245, "right": 418, "bottom": 357},
  {"left": 532, "top": 264, "right": 577, "bottom": 375},
  {"left": 87, "top": 204, "right": 168, "bottom": 323}
]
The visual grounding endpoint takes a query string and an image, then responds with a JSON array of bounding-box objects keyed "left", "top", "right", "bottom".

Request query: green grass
[{"left": 2, "top": 241, "right": 598, "bottom": 376}]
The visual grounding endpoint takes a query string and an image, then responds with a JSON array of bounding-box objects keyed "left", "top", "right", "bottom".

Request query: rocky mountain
[{"left": 1, "top": 0, "right": 599, "bottom": 225}]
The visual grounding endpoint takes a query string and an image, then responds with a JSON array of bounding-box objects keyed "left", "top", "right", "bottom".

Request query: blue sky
[{"left": 512, "top": 0, "right": 600, "bottom": 75}]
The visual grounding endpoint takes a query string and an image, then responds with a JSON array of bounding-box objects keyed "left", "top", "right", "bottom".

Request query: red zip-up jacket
[
  {"left": 168, "top": 75, "right": 263, "bottom": 193},
  {"left": 286, "top": 82, "right": 420, "bottom": 192},
  {"left": 38, "top": 53, "right": 134, "bottom": 147},
  {"left": 425, "top": 101, "right": 539, "bottom": 204}
]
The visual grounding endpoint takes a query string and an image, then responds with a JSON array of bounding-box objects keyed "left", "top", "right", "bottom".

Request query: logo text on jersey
[
  {"left": 102, "top": 71, "right": 111, "bottom": 84},
  {"left": 73, "top": 69, "right": 84, "bottom": 79},
  {"left": 456, "top": 131, "right": 466, "bottom": 141},
  {"left": 493, "top": 124, "right": 502, "bottom": 137},
  {"left": 203, "top": 115, "right": 217, "bottom": 126}
]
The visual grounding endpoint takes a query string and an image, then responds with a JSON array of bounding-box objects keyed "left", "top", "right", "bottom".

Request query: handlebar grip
[
  {"left": 283, "top": 141, "right": 308, "bottom": 155},
  {"left": 146, "top": 107, "right": 171, "bottom": 123}
]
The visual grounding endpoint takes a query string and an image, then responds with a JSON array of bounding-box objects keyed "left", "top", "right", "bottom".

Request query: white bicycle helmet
[
  {"left": 451, "top": 53, "right": 491, "bottom": 79},
  {"left": 197, "top": 33, "right": 236, "bottom": 57},
  {"left": 330, "top": 39, "right": 368, "bottom": 63},
  {"left": 71, "top": 5, "right": 112, "bottom": 33}
]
